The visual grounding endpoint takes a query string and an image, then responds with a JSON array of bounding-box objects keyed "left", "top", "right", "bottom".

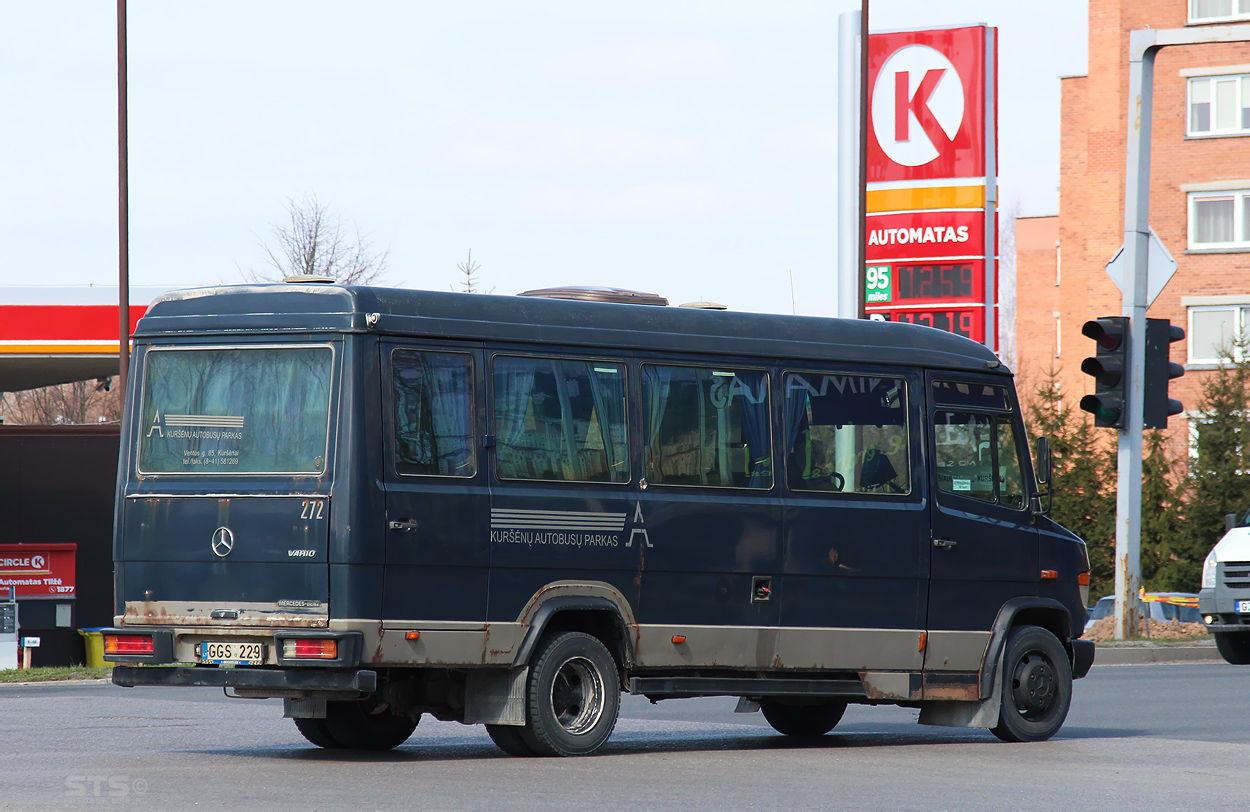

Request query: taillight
[
  {"left": 105, "top": 634, "right": 155, "bottom": 655},
  {"left": 283, "top": 638, "right": 338, "bottom": 659},
  {"left": 1078, "top": 572, "right": 1091, "bottom": 607}
]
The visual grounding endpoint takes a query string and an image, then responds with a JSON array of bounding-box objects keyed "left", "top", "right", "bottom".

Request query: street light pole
[{"left": 117, "top": 0, "right": 130, "bottom": 404}]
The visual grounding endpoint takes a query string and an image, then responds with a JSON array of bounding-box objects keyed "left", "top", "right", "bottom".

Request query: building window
[
  {"left": 1191, "top": 0, "right": 1250, "bottom": 23},
  {"left": 1189, "top": 191, "right": 1250, "bottom": 248},
  {"left": 1188, "top": 74, "right": 1250, "bottom": 135},
  {"left": 1054, "top": 312, "right": 1061, "bottom": 358},
  {"left": 1188, "top": 305, "right": 1250, "bottom": 363}
]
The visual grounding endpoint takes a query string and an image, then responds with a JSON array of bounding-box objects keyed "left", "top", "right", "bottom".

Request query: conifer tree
[
  {"left": 1024, "top": 369, "right": 1117, "bottom": 598},
  {"left": 1140, "top": 429, "right": 1184, "bottom": 590}
]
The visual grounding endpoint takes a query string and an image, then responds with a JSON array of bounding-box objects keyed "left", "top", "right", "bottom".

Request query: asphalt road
[{"left": 1, "top": 662, "right": 1244, "bottom": 809}]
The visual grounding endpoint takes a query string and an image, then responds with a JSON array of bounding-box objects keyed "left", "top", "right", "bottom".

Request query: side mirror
[
  {"left": 1227, "top": 513, "right": 1238, "bottom": 534},
  {"left": 1035, "top": 436, "right": 1052, "bottom": 486}
]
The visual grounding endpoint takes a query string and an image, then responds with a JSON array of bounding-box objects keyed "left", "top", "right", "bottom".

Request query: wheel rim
[
  {"left": 548, "top": 656, "right": 604, "bottom": 735},
  {"left": 1009, "top": 649, "right": 1057, "bottom": 720}
]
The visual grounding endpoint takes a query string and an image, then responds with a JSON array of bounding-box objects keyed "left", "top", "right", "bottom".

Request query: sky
[{"left": 0, "top": 2, "right": 1088, "bottom": 318}]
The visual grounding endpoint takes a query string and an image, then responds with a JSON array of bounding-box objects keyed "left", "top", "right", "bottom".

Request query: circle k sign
[{"left": 867, "top": 26, "right": 991, "bottom": 183}]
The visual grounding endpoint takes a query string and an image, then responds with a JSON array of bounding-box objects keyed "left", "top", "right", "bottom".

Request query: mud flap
[
  {"left": 463, "top": 666, "right": 529, "bottom": 725},
  {"left": 284, "top": 698, "right": 327, "bottom": 719},
  {"left": 917, "top": 657, "right": 1003, "bottom": 730}
]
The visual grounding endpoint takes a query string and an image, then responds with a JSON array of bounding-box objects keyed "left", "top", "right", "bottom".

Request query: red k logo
[{"left": 872, "top": 45, "right": 965, "bottom": 168}]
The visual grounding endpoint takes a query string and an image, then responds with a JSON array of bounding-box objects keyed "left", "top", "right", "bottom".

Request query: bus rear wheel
[
  {"left": 1214, "top": 631, "right": 1250, "bottom": 664},
  {"left": 518, "top": 631, "right": 620, "bottom": 756},
  {"left": 991, "top": 625, "right": 1072, "bottom": 743},
  {"left": 760, "top": 699, "right": 847, "bottom": 737},
  {"left": 486, "top": 724, "right": 539, "bottom": 756}
]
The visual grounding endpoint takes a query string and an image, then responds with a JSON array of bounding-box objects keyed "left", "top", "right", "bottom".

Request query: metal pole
[
  {"left": 117, "top": 0, "right": 130, "bottom": 403},
  {"left": 983, "top": 26, "right": 997, "bottom": 352},
  {"left": 857, "top": 0, "right": 869, "bottom": 320},
  {"left": 1115, "top": 35, "right": 1155, "bottom": 640},
  {"left": 836, "top": 12, "right": 861, "bottom": 320}
]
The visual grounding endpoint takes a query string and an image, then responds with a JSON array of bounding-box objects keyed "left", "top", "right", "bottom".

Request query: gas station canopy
[{"left": 0, "top": 286, "right": 172, "bottom": 392}]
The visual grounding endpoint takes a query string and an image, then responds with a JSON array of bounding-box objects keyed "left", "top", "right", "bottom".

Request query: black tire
[
  {"left": 486, "top": 724, "right": 540, "bottom": 756},
  {"left": 518, "top": 631, "right": 620, "bottom": 756},
  {"left": 1214, "top": 631, "right": 1250, "bottom": 664},
  {"left": 760, "top": 699, "right": 847, "bottom": 737},
  {"left": 320, "top": 699, "right": 419, "bottom": 751},
  {"left": 293, "top": 717, "right": 341, "bottom": 749},
  {"left": 991, "top": 625, "right": 1073, "bottom": 743}
]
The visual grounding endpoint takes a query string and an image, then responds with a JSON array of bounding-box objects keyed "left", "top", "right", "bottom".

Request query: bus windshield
[{"left": 137, "top": 345, "right": 333, "bottom": 475}]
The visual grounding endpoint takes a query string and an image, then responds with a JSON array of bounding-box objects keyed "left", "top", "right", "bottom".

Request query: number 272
[{"left": 301, "top": 500, "right": 325, "bottom": 520}]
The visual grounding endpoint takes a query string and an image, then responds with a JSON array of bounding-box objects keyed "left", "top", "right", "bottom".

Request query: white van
[{"left": 1200, "top": 512, "right": 1250, "bottom": 663}]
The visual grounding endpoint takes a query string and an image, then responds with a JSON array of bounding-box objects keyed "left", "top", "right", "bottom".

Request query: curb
[{"left": 1093, "top": 643, "right": 1220, "bottom": 665}]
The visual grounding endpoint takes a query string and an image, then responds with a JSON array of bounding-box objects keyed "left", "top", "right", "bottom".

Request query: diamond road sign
[{"left": 1104, "top": 227, "right": 1178, "bottom": 308}]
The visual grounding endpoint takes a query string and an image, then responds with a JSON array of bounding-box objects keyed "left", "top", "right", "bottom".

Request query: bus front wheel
[
  {"left": 991, "top": 625, "right": 1072, "bottom": 743},
  {"left": 296, "top": 698, "right": 418, "bottom": 751},
  {"left": 761, "top": 699, "right": 847, "bottom": 737},
  {"left": 293, "top": 717, "right": 341, "bottom": 749},
  {"left": 1214, "top": 631, "right": 1250, "bottom": 664},
  {"left": 518, "top": 631, "right": 620, "bottom": 756}
]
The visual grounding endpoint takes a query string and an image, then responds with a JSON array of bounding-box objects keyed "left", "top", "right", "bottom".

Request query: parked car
[{"left": 1083, "top": 593, "right": 1201, "bottom": 632}]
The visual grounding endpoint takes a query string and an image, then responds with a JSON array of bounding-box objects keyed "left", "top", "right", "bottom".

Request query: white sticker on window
[{"left": 953, "top": 478, "right": 972, "bottom": 492}]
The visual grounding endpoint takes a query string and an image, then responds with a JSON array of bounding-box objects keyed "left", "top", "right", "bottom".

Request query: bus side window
[
  {"left": 933, "top": 410, "right": 1027, "bottom": 509},
  {"left": 642, "top": 365, "right": 771, "bottom": 489},
  {"left": 782, "top": 372, "right": 909, "bottom": 495},
  {"left": 934, "top": 412, "right": 995, "bottom": 502},
  {"left": 391, "top": 350, "right": 476, "bottom": 477},
  {"left": 493, "top": 356, "right": 629, "bottom": 483}
]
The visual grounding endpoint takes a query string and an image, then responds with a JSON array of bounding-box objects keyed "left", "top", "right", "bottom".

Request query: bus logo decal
[
  {"left": 626, "top": 502, "right": 653, "bottom": 548},
  {"left": 211, "top": 526, "right": 234, "bottom": 558},
  {"left": 490, "top": 508, "right": 628, "bottom": 548}
]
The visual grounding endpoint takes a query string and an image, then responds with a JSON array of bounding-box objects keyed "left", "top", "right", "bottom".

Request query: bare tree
[
  {"left": 1, "top": 379, "right": 121, "bottom": 425},
  {"left": 454, "top": 249, "right": 493, "bottom": 294},
  {"left": 241, "top": 193, "right": 389, "bottom": 284}
]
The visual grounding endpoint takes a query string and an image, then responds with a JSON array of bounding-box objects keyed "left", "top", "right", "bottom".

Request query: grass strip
[{"left": 0, "top": 666, "right": 115, "bottom": 683}]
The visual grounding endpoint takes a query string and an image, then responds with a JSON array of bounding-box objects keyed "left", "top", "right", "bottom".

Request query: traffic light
[
  {"left": 1144, "top": 318, "right": 1184, "bottom": 429},
  {"left": 1080, "top": 317, "right": 1129, "bottom": 429}
]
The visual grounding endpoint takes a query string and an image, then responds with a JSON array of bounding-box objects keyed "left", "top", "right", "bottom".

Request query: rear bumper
[
  {"left": 1072, "top": 639, "right": 1095, "bottom": 679},
  {"left": 100, "top": 627, "right": 363, "bottom": 668},
  {"left": 112, "top": 665, "right": 376, "bottom": 695}
]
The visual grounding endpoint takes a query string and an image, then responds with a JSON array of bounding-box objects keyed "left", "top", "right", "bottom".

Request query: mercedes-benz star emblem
[{"left": 211, "top": 527, "right": 234, "bottom": 558}]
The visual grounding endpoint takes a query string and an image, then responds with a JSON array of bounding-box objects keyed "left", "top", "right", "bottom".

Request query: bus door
[
  {"left": 380, "top": 343, "right": 489, "bottom": 622},
  {"left": 122, "top": 343, "right": 337, "bottom": 629},
  {"left": 484, "top": 352, "right": 639, "bottom": 623},
  {"left": 632, "top": 362, "right": 782, "bottom": 665},
  {"left": 925, "top": 374, "right": 1039, "bottom": 673},
  {"left": 777, "top": 368, "right": 928, "bottom": 672}
]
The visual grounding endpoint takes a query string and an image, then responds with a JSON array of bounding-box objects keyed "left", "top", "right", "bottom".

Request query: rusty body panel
[
  {"left": 122, "top": 600, "right": 327, "bottom": 628},
  {"left": 921, "top": 672, "right": 981, "bottom": 702}
]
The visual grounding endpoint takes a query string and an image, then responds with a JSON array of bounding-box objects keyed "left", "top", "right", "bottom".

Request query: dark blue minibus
[{"left": 105, "top": 282, "right": 1093, "bottom": 755}]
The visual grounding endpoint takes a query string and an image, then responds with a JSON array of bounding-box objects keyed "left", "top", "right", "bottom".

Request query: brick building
[{"left": 1015, "top": 0, "right": 1250, "bottom": 458}]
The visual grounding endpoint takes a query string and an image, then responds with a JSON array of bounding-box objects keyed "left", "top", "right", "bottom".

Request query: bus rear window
[{"left": 138, "top": 346, "right": 333, "bottom": 475}]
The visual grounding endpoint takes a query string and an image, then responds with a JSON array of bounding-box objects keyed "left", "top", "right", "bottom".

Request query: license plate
[
  {"left": 1236, "top": 601, "right": 1250, "bottom": 614},
  {"left": 200, "top": 641, "right": 265, "bottom": 665}
]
